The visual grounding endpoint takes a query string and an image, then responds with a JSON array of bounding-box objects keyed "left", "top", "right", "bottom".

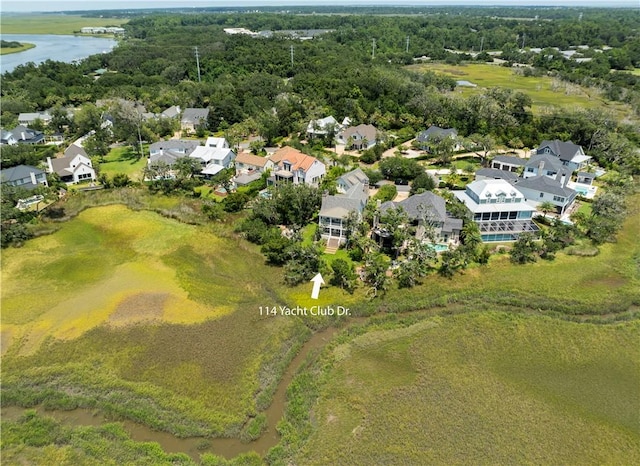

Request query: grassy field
[
  {"left": 0, "top": 14, "right": 129, "bottom": 35},
  {"left": 1, "top": 203, "right": 310, "bottom": 439},
  {"left": 409, "top": 63, "right": 634, "bottom": 117},
  {"left": 293, "top": 312, "right": 640, "bottom": 464},
  {"left": 99, "top": 146, "right": 147, "bottom": 179},
  {"left": 0, "top": 42, "right": 35, "bottom": 55}
]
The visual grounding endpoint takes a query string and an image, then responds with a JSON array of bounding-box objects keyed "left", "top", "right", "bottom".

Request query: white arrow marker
[{"left": 310, "top": 273, "right": 325, "bottom": 300}]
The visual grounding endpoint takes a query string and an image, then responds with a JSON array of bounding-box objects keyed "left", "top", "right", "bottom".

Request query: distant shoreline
[{"left": 0, "top": 42, "right": 35, "bottom": 55}]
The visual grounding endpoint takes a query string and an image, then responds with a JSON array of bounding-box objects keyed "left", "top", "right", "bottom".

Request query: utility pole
[
  {"left": 194, "top": 46, "right": 201, "bottom": 83},
  {"left": 372, "top": 39, "right": 376, "bottom": 59},
  {"left": 290, "top": 45, "right": 294, "bottom": 67},
  {"left": 405, "top": 36, "right": 409, "bottom": 53},
  {"left": 480, "top": 37, "right": 484, "bottom": 53},
  {"left": 521, "top": 33, "right": 526, "bottom": 50}
]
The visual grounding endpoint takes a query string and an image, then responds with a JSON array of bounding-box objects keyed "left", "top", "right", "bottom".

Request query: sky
[{"left": 1, "top": 0, "right": 638, "bottom": 13}]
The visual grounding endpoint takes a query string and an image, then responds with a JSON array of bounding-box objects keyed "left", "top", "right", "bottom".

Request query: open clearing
[
  {"left": 98, "top": 146, "right": 147, "bottom": 179},
  {"left": 296, "top": 312, "right": 640, "bottom": 464},
  {"left": 0, "top": 43, "right": 35, "bottom": 55},
  {"left": 0, "top": 14, "right": 129, "bottom": 35},
  {"left": 408, "top": 63, "right": 634, "bottom": 118}
]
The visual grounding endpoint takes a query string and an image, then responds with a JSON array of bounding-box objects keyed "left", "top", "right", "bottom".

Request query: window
[
  {"left": 539, "top": 193, "right": 544, "bottom": 198},
  {"left": 553, "top": 196, "right": 565, "bottom": 202},
  {"left": 509, "top": 211, "right": 517, "bottom": 219},
  {"left": 527, "top": 167, "right": 534, "bottom": 172}
]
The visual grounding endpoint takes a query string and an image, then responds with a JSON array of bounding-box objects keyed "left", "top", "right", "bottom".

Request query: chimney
[
  {"left": 538, "top": 160, "right": 545, "bottom": 173},
  {"left": 563, "top": 171, "right": 570, "bottom": 188},
  {"left": 30, "top": 172, "right": 37, "bottom": 185},
  {"left": 47, "top": 157, "right": 53, "bottom": 173}
]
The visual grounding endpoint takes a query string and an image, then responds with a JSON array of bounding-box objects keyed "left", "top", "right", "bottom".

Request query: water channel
[
  {"left": 1, "top": 34, "right": 117, "bottom": 74},
  {"left": 1, "top": 321, "right": 358, "bottom": 461}
]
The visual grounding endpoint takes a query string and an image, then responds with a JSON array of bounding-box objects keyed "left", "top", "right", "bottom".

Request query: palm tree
[{"left": 538, "top": 201, "right": 556, "bottom": 217}]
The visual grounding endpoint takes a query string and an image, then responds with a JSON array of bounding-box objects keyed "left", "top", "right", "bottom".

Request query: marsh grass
[
  {"left": 1, "top": 202, "right": 302, "bottom": 438},
  {"left": 288, "top": 312, "right": 640, "bottom": 465},
  {"left": 410, "top": 63, "right": 635, "bottom": 119},
  {"left": 0, "top": 15, "right": 129, "bottom": 35}
]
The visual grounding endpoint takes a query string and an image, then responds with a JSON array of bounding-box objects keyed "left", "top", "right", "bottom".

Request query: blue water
[
  {"left": 430, "top": 243, "right": 450, "bottom": 252},
  {"left": 1, "top": 34, "right": 116, "bottom": 74}
]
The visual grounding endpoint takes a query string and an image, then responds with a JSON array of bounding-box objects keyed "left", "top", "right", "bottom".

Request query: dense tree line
[{"left": 1, "top": 9, "right": 638, "bottom": 174}]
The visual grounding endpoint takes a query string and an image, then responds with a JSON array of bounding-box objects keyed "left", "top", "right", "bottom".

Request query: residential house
[
  {"left": 268, "top": 146, "right": 326, "bottom": 186},
  {"left": 416, "top": 126, "right": 460, "bottom": 151},
  {"left": 18, "top": 112, "right": 51, "bottom": 126},
  {"left": 535, "top": 139, "right": 591, "bottom": 172},
  {"left": 491, "top": 155, "right": 527, "bottom": 173},
  {"left": 306, "top": 115, "right": 340, "bottom": 139},
  {"left": 0, "top": 164, "right": 48, "bottom": 190},
  {"left": 454, "top": 179, "right": 539, "bottom": 242},
  {"left": 378, "top": 191, "right": 463, "bottom": 244},
  {"left": 148, "top": 140, "right": 200, "bottom": 166},
  {"left": 319, "top": 169, "right": 369, "bottom": 246},
  {"left": 511, "top": 171, "right": 577, "bottom": 215},
  {"left": 475, "top": 168, "right": 519, "bottom": 182},
  {"left": 160, "top": 105, "right": 181, "bottom": 119},
  {"left": 337, "top": 124, "right": 378, "bottom": 150},
  {"left": 181, "top": 108, "right": 210, "bottom": 133},
  {"left": 234, "top": 152, "right": 274, "bottom": 186},
  {"left": 189, "top": 146, "right": 236, "bottom": 178},
  {"left": 235, "top": 152, "right": 274, "bottom": 175},
  {"left": 1, "top": 129, "right": 17, "bottom": 145},
  {"left": 523, "top": 154, "right": 564, "bottom": 179},
  {"left": 205, "top": 137, "right": 229, "bottom": 149},
  {"left": 47, "top": 144, "right": 96, "bottom": 184},
  {"left": 9, "top": 126, "right": 45, "bottom": 145}
]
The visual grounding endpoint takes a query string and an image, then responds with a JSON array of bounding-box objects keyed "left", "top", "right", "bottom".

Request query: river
[{"left": 0, "top": 34, "right": 117, "bottom": 74}]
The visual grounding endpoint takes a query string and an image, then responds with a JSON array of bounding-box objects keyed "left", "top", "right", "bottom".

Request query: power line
[
  {"left": 372, "top": 38, "right": 376, "bottom": 60},
  {"left": 194, "top": 46, "right": 201, "bottom": 83}
]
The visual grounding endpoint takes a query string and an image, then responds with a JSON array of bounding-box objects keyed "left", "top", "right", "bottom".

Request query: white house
[
  {"left": 307, "top": 115, "right": 340, "bottom": 139},
  {"left": 454, "top": 179, "right": 539, "bottom": 242},
  {"left": 512, "top": 172, "right": 577, "bottom": 215},
  {"left": 337, "top": 124, "right": 378, "bottom": 150},
  {"left": 535, "top": 139, "right": 591, "bottom": 172},
  {"left": 205, "top": 137, "right": 229, "bottom": 149},
  {"left": 189, "top": 146, "right": 236, "bottom": 178},
  {"left": 47, "top": 144, "right": 96, "bottom": 184},
  {"left": 268, "top": 146, "right": 325, "bottom": 186}
]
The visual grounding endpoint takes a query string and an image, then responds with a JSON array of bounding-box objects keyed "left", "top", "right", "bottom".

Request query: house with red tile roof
[{"left": 268, "top": 146, "right": 326, "bottom": 186}]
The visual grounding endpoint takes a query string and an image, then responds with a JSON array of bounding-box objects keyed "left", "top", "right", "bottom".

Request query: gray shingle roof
[
  {"left": 492, "top": 155, "right": 527, "bottom": 166},
  {"left": 1, "top": 164, "right": 45, "bottom": 183},
  {"left": 381, "top": 191, "right": 446, "bottom": 222},
  {"left": 512, "top": 175, "right": 576, "bottom": 198},
  {"left": 181, "top": 108, "right": 209, "bottom": 123},
  {"left": 149, "top": 139, "right": 200, "bottom": 154},
  {"left": 525, "top": 153, "right": 564, "bottom": 172},
  {"left": 537, "top": 139, "right": 582, "bottom": 162},
  {"left": 337, "top": 168, "right": 369, "bottom": 191},
  {"left": 416, "top": 126, "right": 457, "bottom": 143},
  {"left": 475, "top": 168, "right": 519, "bottom": 181}
]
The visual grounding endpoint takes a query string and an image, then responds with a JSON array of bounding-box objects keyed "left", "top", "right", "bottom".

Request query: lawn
[
  {"left": 1, "top": 204, "right": 306, "bottom": 439},
  {"left": 294, "top": 312, "right": 640, "bottom": 464},
  {"left": 0, "top": 14, "right": 129, "bottom": 35},
  {"left": 98, "top": 146, "right": 147, "bottom": 179},
  {"left": 408, "top": 63, "right": 634, "bottom": 117}
]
